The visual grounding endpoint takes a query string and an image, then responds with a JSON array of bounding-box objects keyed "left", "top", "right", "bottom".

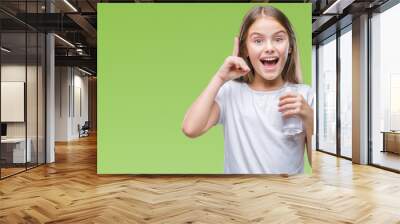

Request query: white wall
[
  {"left": 55, "top": 66, "right": 69, "bottom": 141},
  {"left": 55, "top": 67, "right": 89, "bottom": 141},
  {"left": 72, "top": 73, "right": 89, "bottom": 138},
  {"left": 1, "top": 65, "right": 25, "bottom": 81}
]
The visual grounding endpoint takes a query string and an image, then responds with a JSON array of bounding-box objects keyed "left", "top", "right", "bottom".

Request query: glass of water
[{"left": 280, "top": 85, "right": 303, "bottom": 136}]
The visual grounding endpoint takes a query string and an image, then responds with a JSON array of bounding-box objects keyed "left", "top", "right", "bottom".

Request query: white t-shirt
[{"left": 215, "top": 80, "right": 314, "bottom": 175}]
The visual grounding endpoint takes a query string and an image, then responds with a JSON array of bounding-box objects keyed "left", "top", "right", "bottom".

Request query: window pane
[
  {"left": 371, "top": 3, "right": 400, "bottom": 171},
  {"left": 27, "top": 31, "right": 38, "bottom": 169},
  {"left": 340, "top": 29, "right": 352, "bottom": 158},
  {"left": 38, "top": 32, "right": 45, "bottom": 165},
  {"left": 1, "top": 31, "right": 27, "bottom": 178},
  {"left": 318, "top": 36, "right": 337, "bottom": 154}
]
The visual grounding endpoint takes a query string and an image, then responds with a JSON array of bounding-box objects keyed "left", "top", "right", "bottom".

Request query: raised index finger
[{"left": 232, "top": 37, "right": 239, "bottom": 56}]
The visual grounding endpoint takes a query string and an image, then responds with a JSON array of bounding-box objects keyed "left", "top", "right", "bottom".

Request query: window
[
  {"left": 339, "top": 27, "right": 352, "bottom": 158},
  {"left": 317, "top": 35, "right": 337, "bottom": 155},
  {"left": 371, "top": 2, "right": 400, "bottom": 171}
]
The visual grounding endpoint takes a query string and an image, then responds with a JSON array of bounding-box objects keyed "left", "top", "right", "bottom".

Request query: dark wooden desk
[{"left": 381, "top": 131, "right": 400, "bottom": 154}]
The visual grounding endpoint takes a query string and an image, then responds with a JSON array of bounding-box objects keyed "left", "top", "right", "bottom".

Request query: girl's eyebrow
[
  {"left": 249, "top": 32, "right": 264, "bottom": 37},
  {"left": 273, "top": 30, "right": 287, "bottom": 36},
  {"left": 249, "top": 30, "right": 287, "bottom": 37}
]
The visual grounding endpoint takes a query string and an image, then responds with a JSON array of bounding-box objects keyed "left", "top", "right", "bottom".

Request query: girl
[{"left": 182, "top": 6, "right": 314, "bottom": 175}]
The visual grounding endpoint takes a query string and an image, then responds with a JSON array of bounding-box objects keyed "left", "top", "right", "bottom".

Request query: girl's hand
[
  {"left": 278, "top": 92, "right": 313, "bottom": 122},
  {"left": 215, "top": 37, "right": 250, "bottom": 83}
]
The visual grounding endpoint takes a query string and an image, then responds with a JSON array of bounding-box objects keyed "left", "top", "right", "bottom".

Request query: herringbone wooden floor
[{"left": 1, "top": 134, "right": 400, "bottom": 224}]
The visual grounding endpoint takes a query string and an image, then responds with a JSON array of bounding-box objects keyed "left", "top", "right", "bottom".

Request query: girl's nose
[{"left": 264, "top": 40, "right": 275, "bottom": 54}]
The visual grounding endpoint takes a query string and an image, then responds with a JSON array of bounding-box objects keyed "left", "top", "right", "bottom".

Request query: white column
[
  {"left": 46, "top": 33, "right": 55, "bottom": 163},
  {"left": 352, "top": 14, "right": 369, "bottom": 164},
  {"left": 45, "top": 1, "right": 55, "bottom": 163}
]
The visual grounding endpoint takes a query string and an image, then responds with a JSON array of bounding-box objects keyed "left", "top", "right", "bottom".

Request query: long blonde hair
[{"left": 235, "top": 6, "right": 302, "bottom": 84}]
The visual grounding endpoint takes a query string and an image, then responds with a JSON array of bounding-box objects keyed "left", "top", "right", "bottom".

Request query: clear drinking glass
[{"left": 281, "top": 85, "right": 303, "bottom": 136}]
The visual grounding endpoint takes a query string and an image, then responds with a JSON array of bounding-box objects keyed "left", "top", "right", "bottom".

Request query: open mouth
[{"left": 260, "top": 57, "right": 279, "bottom": 66}]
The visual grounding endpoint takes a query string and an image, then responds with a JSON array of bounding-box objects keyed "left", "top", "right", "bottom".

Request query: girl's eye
[
  {"left": 275, "top": 37, "right": 283, "bottom": 42},
  {"left": 254, "top": 39, "right": 263, "bottom": 44}
]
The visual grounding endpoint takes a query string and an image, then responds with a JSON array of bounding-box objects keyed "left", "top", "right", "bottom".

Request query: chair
[{"left": 79, "top": 121, "right": 90, "bottom": 138}]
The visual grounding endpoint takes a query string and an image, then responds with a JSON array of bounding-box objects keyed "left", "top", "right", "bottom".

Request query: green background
[{"left": 98, "top": 3, "right": 312, "bottom": 174}]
